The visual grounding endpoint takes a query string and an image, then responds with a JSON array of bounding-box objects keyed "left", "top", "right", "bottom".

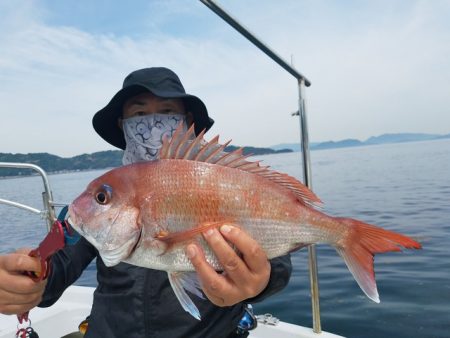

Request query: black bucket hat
[{"left": 92, "top": 67, "right": 214, "bottom": 149}]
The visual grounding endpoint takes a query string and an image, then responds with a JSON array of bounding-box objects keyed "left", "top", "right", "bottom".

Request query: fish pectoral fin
[
  {"left": 156, "top": 220, "right": 232, "bottom": 247},
  {"left": 168, "top": 271, "right": 204, "bottom": 320}
]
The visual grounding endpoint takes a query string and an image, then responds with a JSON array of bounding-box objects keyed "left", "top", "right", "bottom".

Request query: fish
[{"left": 68, "top": 123, "right": 421, "bottom": 320}]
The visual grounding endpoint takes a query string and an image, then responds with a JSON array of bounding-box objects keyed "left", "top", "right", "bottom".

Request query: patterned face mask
[{"left": 122, "top": 113, "right": 186, "bottom": 165}]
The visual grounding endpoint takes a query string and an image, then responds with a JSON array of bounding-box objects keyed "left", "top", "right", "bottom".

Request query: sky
[{"left": 0, "top": 0, "right": 449, "bottom": 157}]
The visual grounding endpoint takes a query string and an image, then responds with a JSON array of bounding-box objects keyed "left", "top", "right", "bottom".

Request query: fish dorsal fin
[{"left": 160, "top": 123, "right": 322, "bottom": 207}]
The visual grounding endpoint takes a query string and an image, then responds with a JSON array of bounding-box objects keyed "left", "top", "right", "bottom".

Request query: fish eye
[
  {"left": 95, "top": 184, "right": 113, "bottom": 205},
  {"left": 95, "top": 192, "right": 107, "bottom": 204}
]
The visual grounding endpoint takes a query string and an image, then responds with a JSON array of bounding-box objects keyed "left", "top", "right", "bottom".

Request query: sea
[{"left": 1, "top": 139, "right": 449, "bottom": 338}]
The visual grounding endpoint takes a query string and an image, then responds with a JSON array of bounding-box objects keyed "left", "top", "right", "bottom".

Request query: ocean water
[{"left": 1, "top": 139, "right": 449, "bottom": 338}]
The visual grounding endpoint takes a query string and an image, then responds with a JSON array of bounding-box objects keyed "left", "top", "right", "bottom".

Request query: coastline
[{"left": 1, "top": 135, "right": 449, "bottom": 178}]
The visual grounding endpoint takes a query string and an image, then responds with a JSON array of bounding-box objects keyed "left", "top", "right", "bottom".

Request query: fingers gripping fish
[{"left": 68, "top": 123, "right": 421, "bottom": 320}]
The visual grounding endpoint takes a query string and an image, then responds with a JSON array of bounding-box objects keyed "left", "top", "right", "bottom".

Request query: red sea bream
[{"left": 68, "top": 124, "right": 421, "bottom": 320}]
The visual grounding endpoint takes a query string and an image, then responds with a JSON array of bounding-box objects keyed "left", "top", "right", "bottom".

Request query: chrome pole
[
  {"left": 200, "top": 0, "right": 321, "bottom": 333},
  {"left": 298, "top": 79, "right": 321, "bottom": 333},
  {"left": 0, "top": 199, "right": 42, "bottom": 215},
  {"left": 199, "top": 0, "right": 311, "bottom": 86}
]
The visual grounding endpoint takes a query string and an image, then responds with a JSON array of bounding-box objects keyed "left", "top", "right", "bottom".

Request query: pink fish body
[{"left": 69, "top": 124, "right": 421, "bottom": 319}]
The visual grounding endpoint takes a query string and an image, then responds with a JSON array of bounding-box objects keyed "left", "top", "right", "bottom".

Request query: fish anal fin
[
  {"left": 168, "top": 271, "right": 204, "bottom": 320},
  {"left": 335, "top": 217, "right": 421, "bottom": 303}
]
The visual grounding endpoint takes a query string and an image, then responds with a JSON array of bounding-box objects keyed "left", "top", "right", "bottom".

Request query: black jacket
[{"left": 39, "top": 237, "right": 292, "bottom": 338}]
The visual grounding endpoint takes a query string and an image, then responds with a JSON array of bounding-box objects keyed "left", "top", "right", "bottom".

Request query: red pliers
[{"left": 17, "top": 220, "right": 69, "bottom": 324}]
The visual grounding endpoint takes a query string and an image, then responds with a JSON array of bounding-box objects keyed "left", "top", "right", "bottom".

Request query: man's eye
[
  {"left": 159, "top": 109, "right": 176, "bottom": 114},
  {"left": 136, "top": 111, "right": 146, "bottom": 116}
]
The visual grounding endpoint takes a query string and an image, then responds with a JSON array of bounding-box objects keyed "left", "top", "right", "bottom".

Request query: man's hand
[
  {"left": 0, "top": 249, "right": 47, "bottom": 315},
  {"left": 186, "top": 224, "right": 270, "bottom": 307}
]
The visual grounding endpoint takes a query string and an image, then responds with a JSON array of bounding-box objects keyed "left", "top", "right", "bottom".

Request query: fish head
[{"left": 68, "top": 171, "right": 141, "bottom": 267}]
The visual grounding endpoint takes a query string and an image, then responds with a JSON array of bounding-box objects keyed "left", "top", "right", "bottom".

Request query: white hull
[{"left": 0, "top": 286, "right": 343, "bottom": 338}]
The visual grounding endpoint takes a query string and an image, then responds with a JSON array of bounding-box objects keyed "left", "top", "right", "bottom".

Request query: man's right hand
[{"left": 0, "top": 249, "right": 47, "bottom": 315}]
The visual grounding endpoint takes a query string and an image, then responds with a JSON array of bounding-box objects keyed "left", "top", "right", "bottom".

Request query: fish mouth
[
  {"left": 67, "top": 215, "right": 84, "bottom": 237},
  {"left": 67, "top": 219, "right": 100, "bottom": 248},
  {"left": 67, "top": 205, "right": 85, "bottom": 233}
]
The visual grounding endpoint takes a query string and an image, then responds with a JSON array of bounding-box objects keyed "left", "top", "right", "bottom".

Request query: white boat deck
[
  {"left": 0, "top": 286, "right": 92, "bottom": 338},
  {"left": 0, "top": 286, "right": 343, "bottom": 338}
]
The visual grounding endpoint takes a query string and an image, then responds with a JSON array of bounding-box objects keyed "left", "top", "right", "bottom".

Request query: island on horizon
[{"left": 1, "top": 132, "right": 449, "bottom": 177}]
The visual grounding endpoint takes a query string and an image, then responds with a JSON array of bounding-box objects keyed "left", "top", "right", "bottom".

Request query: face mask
[{"left": 122, "top": 113, "right": 187, "bottom": 165}]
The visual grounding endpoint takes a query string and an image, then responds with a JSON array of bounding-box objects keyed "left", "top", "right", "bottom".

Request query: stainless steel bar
[
  {"left": 0, "top": 162, "right": 57, "bottom": 230},
  {"left": 0, "top": 198, "right": 42, "bottom": 215},
  {"left": 298, "top": 79, "right": 321, "bottom": 333},
  {"left": 42, "top": 192, "right": 55, "bottom": 231},
  {"left": 199, "top": 0, "right": 311, "bottom": 86},
  {"left": 297, "top": 83, "right": 312, "bottom": 186}
]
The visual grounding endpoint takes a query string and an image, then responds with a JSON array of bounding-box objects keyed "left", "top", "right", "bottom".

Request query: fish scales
[
  {"left": 122, "top": 159, "right": 319, "bottom": 270},
  {"left": 68, "top": 123, "right": 421, "bottom": 320}
]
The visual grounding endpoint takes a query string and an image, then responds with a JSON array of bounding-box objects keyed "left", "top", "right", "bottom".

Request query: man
[{"left": 0, "top": 67, "right": 292, "bottom": 337}]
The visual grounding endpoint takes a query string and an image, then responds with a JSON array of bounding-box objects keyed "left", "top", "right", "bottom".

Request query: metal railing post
[
  {"left": 0, "top": 162, "right": 57, "bottom": 230},
  {"left": 298, "top": 79, "right": 321, "bottom": 333}
]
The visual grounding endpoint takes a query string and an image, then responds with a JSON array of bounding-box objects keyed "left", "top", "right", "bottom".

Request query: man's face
[
  {"left": 119, "top": 92, "right": 193, "bottom": 163},
  {"left": 121, "top": 92, "right": 192, "bottom": 123}
]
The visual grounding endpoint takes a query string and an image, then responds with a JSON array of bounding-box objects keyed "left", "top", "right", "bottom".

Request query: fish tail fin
[{"left": 334, "top": 217, "right": 421, "bottom": 303}]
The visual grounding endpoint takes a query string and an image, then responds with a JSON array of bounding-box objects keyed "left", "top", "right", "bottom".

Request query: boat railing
[{"left": 0, "top": 162, "right": 59, "bottom": 231}]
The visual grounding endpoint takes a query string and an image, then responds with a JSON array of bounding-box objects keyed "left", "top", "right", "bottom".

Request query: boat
[
  {"left": 0, "top": 286, "right": 341, "bottom": 338},
  {"left": 0, "top": 162, "right": 343, "bottom": 337},
  {"left": 0, "top": 287, "right": 341, "bottom": 338}
]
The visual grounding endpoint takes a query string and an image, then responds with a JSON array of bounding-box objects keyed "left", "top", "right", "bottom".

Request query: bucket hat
[{"left": 93, "top": 67, "right": 214, "bottom": 149}]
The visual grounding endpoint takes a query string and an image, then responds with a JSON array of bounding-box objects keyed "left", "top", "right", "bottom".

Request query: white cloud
[{"left": 0, "top": 1, "right": 449, "bottom": 156}]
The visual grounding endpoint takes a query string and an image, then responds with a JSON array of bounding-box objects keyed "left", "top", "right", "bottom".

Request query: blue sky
[{"left": 1, "top": 0, "right": 449, "bottom": 156}]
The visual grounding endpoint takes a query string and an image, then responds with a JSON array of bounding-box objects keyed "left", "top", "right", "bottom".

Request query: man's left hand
[{"left": 186, "top": 224, "right": 271, "bottom": 306}]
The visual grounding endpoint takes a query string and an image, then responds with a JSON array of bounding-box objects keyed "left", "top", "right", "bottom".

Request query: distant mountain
[
  {"left": 0, "top": 151, "right": 123, "bottom": 177},
  {"left": 271, "top": 132, "right": 450, "bottom": 152},
  {"left": 312, "top": 139, "right": 363, "bottom": 150},
  {"left": 365, "top": 133, "right": 443, "bottom": 145},
  {"left": 0, "top": 145, "right": 292, "bottom": 177},
  {"left": 270, "top": 142, "right": 321, "bottom": 152},
  {"left": 224, "top": 145, "right": 292, "bottom": 156},
  {"left": 438, "top": 133, "right": 450, "bottom": 139}
]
